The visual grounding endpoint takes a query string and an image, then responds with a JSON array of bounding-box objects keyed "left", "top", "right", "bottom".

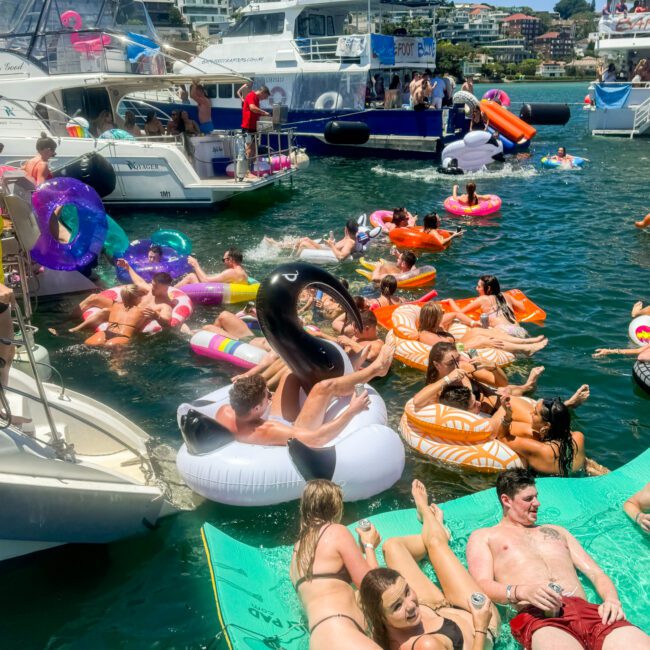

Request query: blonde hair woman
[{"left": 290, "top": 479, "right": 381, "bottom": 649}]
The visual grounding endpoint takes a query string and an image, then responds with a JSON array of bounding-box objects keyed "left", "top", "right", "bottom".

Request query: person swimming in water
[{"left": 452, "top": 182, "right": 491, "bottom": 207}]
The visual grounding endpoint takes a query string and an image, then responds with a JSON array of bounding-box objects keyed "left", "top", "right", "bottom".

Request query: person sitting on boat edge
[
  {"left": 466, "top": 469, "right": 650, "bottom": 650},
  {"left": 21, "top": 133, "right": 56, "bottom": 186},
  {"left": 359, "top": 480, "right": 498, "bottom": 650},
  {"left": 176, "top": 247, "right": 249, "bottom": 286},
  {"left": 291, "top": 479, "right": 382, "bottom": 650},
  {"left": 190, "top": 79, "right": 215, "bottom": 134},
  {"left": 371, "top": 251, "right": 419, "bottom": 283},
  {"left": 210, "top": 343, "right": 394, "bottom": 446},
  {"left": 624, "top": 482, "right": 650, "bottom": 532}
]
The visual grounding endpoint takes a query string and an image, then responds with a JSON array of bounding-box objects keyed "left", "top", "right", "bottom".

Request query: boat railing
[
  {"left": 291, "top": 35, "right": 363, "bottom": 63},
  {"left": 631, "top": 94, "right": 650, "bottom": 137}
]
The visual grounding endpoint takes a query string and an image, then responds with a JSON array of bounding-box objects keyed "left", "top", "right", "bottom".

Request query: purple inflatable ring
[
  {"left": 30, "top": 177, "right": 107, "bottom": 271},
  {"left": 116, "top": 239, "right": 191, "bottom": 283}
]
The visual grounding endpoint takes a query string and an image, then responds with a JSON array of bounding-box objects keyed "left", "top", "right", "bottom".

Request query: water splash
[
  {"left": 371, "top": 162, "right": 538, "bottom": 183},
  {"left": 245, "top": 235, "right": 300, "bottom": 262}
]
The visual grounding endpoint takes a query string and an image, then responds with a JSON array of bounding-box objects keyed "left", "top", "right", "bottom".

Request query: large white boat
[
  {"left": 0, "top": 0, "right": 296, "bottom": 206},
  {"left": 164, "top": 0, "right": 468, "bottom": 158},
  {"left": 588, "top": 2, "right": 650, "bottom": 137}
]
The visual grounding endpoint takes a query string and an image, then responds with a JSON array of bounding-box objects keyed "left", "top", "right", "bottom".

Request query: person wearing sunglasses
[{"left": 176, "top": 247, "right": 249, "bottom": 287}]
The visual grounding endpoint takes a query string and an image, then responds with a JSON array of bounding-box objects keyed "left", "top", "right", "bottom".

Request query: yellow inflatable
[{"left": 387, "top": 303, "right": 515, "bottom": 371}]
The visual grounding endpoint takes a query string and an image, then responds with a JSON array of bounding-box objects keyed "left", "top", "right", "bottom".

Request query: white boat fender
[{"left": 315, "top": 92, "right": 343, "bottom": 110}]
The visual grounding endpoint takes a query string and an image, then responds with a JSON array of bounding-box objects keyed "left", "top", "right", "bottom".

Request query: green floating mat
[{"left": 202, "top": 450, "right": 650, "bottom": 649}]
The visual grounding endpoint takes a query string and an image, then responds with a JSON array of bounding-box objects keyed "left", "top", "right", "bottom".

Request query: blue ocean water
[{"left": 1, "top": 82, "right": 648, "bottom": 648}]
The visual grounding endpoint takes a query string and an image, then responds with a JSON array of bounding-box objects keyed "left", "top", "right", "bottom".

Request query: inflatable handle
[
  {"left": 30, "top": 178, "right": 107, "bottom": 271},
  {"left": 417, "top": 289, "right": 439, "bottom": 303},
  {"left": 151, "top": 229, "right": 192, "bottom": 256},
  {"left": 256, "top": 263, "right": 362, "bottom": 392}
]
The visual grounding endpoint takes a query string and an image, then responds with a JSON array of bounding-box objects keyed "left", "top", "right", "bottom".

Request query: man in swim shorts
[
  {"left": 176, "top": 247, "right": 249, "bottom": 286},
  {"left": 211, "top": 343, "right": 394, "bottom": 446},
  {"left": 190, "top": 80, "right": 214, "bottom": 134},
  {"left": 624, "top": 482, "right": 650, "bottom": 532},
  {"left": 293, "top": 219, "right": 360, "bottom": 261},
  {"left": 466, "top": 469, "right": 649, "bottom": 650},
  {"left": 335, "top": 310, "right": 384, "bottom": 363},
  {"left": 371, "top": 250, "right": 418, "bottom": 282}
]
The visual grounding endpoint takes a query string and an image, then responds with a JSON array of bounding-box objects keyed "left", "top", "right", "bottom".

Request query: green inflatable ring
[{"left": 151, "top": 229, "right": 192, "bottom": 256}]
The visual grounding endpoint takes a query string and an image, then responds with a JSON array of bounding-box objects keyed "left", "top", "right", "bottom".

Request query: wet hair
[
  {"left": 539, "top": 398, "right": 576, "bottom": 477},
  {"left": 466, "top": 182, "right": 477, "bottom": 205},
  {"left": 418, "top": 302, "right": 444, "bottom": 333},
  {"left": 360, "top": 567, "right": 403, "bottom": 649},
  {"left": 425, "top": 341, "right": 457, "bottom": 385},
  {"left": 295, "top": 480, "right": 344, "bottom": 580},
  {"left": 152, "top": 271, "right": 172, "bottom": 285},
  {"left": 422, "top": 213, "right": 440, "bottom": 232},
  {"left": 392, "top": 213, "right": 409, "bottom": 227},
  {"left": 440, "top": 384, "right": 472, "bottom": 410},
  {"left": 379, "top": 275, "right": 397, "bottom": 297},
  {"left": 401, "top": 251, "right": 417, "bottom": 269},
  {"left": 229, "top": 375, "right": 267, "bottom": 416},
  {"left": 496, "top": 468, "right": 536, "bottom": 502},
  {"left": 360, "top": 309, "right": 377, "bottom": 331},
  {"left": 225, "top": 247, "right": 243, "bottom": 264},
  {"left": 353, "top": 295, "right": 367, "bottom": 311},
  {"left": 36, "top": 133, "right": 57, "bottom": 152},
  {"left": 120, "top": 284, "right": 144, "bottom": 308},
  {"left": 345, "top": 219, "right": 359, "bottom": 236},
  {"left": 480, "top": 274, "right": 517, "bottom": 324},
  {"left": 149, "top": 244, "right": 163, "bottom": 258}
]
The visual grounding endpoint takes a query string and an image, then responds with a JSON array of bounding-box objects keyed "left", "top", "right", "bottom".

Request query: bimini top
[{"left": 0, "top": 0, "right": 161, "bottom": 75}]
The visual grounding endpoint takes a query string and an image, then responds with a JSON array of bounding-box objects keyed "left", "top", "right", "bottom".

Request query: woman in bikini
[
  {"left": 290, "top": 479, "right": 382, "bottom": 649},
  {"left": 359, "top": 480, "right": 497, "bottom": 650},
  {"left": 451, "top": 183, "right": 490, "bottom": 208},
  {"left": 22, "top": 133, "right": 57, "bottom": 186},
  {"left": 368, "top": 276, "right": 404, "bottom": 309},
  {"left": 71, "top": 285, "right": 149, "bottom": 347},
  {"left": 447, "top": 275, "right": 536, "bottom": 340}
]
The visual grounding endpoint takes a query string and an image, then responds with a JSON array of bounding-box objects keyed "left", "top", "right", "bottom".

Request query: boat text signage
[
  {"left": 601, "top": 14, "right": 650, "bottom": 33},
  {"left": 394, "top": 37, "right": 436, "bottom": 64}
]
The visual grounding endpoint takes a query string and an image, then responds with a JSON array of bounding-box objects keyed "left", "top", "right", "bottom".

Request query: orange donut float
[{"left": 388, "top": 226, "right": 454, "bottom": 251}]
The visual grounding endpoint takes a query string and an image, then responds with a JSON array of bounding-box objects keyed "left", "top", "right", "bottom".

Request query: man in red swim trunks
[{"left": 466, "top": 468, "right": 650, "bottom": 650}]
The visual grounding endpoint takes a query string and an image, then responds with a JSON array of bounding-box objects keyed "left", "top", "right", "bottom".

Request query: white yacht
[
  {"left": 164, "top": 0, "right": 468, "bottom": 158},
  {"left": 588, "top": 2, "right": 650, "bottom": 136},
  {"left": 0, "top": 0, "right": 296, "bottom": 206}
]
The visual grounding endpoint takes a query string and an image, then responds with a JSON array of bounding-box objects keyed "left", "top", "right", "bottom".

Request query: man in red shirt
[{"left": 241, "top": 85, "right": 271, "bottom": 162}]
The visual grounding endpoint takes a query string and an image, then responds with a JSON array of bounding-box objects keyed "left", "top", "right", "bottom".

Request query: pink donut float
[
  {"left": 82, "top": 286, "right": 193, "bottom": 335},
  {"left": 369, "top": 209, "right": 417, "bottom": 232},
  {"left": 443, "top": 195, "right": 502, "bottom": 217}
]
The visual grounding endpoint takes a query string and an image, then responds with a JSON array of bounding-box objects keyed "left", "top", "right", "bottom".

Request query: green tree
[
  {"left": 554, "top": 0, "right": 592, "bottom": 18},
  {"left": 168, "top": 7, "right": 185, "bottom": 26},
  {"left": 518, "top": 58, "right": 540, "bottom": 76},
  {"left": 435, "top": 40, "right": 474, "bottom": 77}
]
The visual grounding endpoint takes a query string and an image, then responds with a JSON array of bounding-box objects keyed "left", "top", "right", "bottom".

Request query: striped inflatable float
[
  {"left": 82, "top": 286, "right": 193, "bottom": 334},
  {"left": 400, "top": 413, "right": 522, "bottom": 473},
  {"left": 356, "top": 258, "right": 437, "bottom": 289},
  {"left": 388, "top": 304, "right": 515, "bottom": 371},
  {"left": 190, "top": 330, "right": 266, "bottom": 369}
]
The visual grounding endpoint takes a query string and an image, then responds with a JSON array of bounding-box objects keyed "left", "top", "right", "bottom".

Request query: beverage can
[
  {"left": 354, "top": 383, "right": 365, "bottom": 397},
  {"left": 456, "top": 342, "right": 465, "bottom": 353},
  {"left": 470, "top": 592, "right": 486, "bottom": 609},
  {"left": 358, "top": 518, "right": 371, "bottom": 531},
  {"left": 545, "top": 582, "right": 563, "bottom": 618},
  {"left": 480, "top": 314, "right": 489, "bottom": 328}
]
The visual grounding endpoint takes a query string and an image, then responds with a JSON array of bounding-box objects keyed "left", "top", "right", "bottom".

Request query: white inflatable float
[{"left": 440, "top": 130, "right": 504, "bottom": 173}]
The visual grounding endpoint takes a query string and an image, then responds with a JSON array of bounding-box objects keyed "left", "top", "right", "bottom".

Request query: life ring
[
  {"left": 175, "top": 262, "right": 404, "bottom": 506},
  {"left": 541, "top": 155, "right": 585, "bottom": 169},
  {"left": 452, "top": 90, "right": 480, "bottom": 111},
  {"left": 269, "top": 86, "right": 287, "bottom": 105},
  {"left": 181, "top": 280, "right": 260, "bottom": 305},
  {"left": 116, "top": 239, "right": 191, "bottom": 283},
  {"left": 399, "top": 412, "right": 522, "bottom": 473},
  {"left": 482, "top": 88, "right": 511, "bottom": 107},
  {"left": 59, "top": 205, "right": 129, "bottom": 260},
  {"left": 190, "top": 330, "right": 266, "bottom": 369},
  {"left": 369, "top": 209, "right": 417, "bottom": 232},
  {"left": 356, "top": 258, "right": 437, "bottom": 289},
  {"left": 386, "top": 303, "right": 514, "bottom": 371},
  {"left": 629, "top": 316, "right": 650, "bottom": 346},
  {"left": 30, "top": 178, "right": 107, "bottom": 271},
  {"left": 633, "top": 361, "right": 650, "bottom": 395},
  {"left": 82, "top": 286, "right": 193, "bottom": 334},
  {"left": 444, "top": 195, "right": 502, "bottom": 217},
  {"left": 315, "top": 92, "right": 343, "bottom": 110},
  {"left": 389, "top": 226, "right": 454, "bottom": 251}
]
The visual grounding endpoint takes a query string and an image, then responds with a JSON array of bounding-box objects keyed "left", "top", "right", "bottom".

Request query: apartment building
[
  {"left": 437, "top": 5, "right": 509, "bottom": 45},
  {"left": 500, "top": 13, "right": 543, "bottom": 45},
  {"left": 177, "top": 0, "right": 232, "bottom": 31},
  {"left": 533, "top": 30, "right": 575, "bottom": 60},
  {"left": 483, "top": 38, "right": 530, "bottom": 63}
]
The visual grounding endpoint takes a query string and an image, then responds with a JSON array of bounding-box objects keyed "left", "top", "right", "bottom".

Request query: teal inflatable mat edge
[{"left": 202, "top": 449, "right": 650, "bottom": 650}]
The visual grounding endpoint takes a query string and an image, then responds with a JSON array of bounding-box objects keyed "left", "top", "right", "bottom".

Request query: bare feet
[
  {"left": 526, "top": 338, "right": 548, "bottom": 356},
  {"left": 566, "top": 384, "right": 590, "bottom": 408},
  {"left": 526, "top": 365, "right": 545, "bottom": 389},
  {"left": 634, "top": 213, "right": 650, "bottom": 229},
  {"left": 632, "top": 301, "right": 644, "bottom": 318},
  {"left": 411, "top": 479, "right": 451, "bottom": 544}
]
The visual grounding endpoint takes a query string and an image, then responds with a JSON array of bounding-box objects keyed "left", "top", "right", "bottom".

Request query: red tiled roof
[
  {"left": 502, "top": 13, "right": 539, "bottom": 21},
  {"left": 536, "top": 31, "right": 560, "bottom": 39}
]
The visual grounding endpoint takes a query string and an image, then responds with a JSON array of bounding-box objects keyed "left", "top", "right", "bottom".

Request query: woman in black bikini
[
  {"left": 290, "top": 480, "right": 382, "bottom": 649},
  {"left": 360, "top": 480, "right": 497, "bottom": 650}
]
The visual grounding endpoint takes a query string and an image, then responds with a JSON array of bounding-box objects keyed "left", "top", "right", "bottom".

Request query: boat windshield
[
  {"left": 0, "top": 0, "right": 159, "bottom": 73},
  {"left": 224, "top": 12, "right": 286, "bottom": 37}
]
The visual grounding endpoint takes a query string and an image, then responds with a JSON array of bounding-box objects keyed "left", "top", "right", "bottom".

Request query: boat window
[
  {"left": 296, "top": 15, "right": 308, "bottom": 38},
  {"left": 218, "top": 84, "right": 233, "bottom": 99},
  {"left": 327, "top": 16, "right": 335, "bottom": 36},
  {"left": 201, "top": 84, "right": 218, "bottom": 99},
  {"left": 309, "top": 15, "right": 326, "bottom": 36},
  {"left": 291, "top": 72, "right": 367, "bottom": 111},
  {"left": 225, "top": 12, "right": 285, "bottom": 37},
  {"left": 59, "top": 86, "right": 113, "bottom": 134}
]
